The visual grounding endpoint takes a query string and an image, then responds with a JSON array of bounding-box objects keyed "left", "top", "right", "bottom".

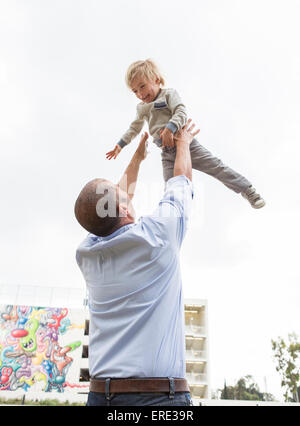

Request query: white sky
[{"left": 1, "top": 0, "right": 300, "bottom": 400}]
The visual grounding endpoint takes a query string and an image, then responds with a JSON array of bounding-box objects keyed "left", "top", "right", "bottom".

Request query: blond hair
[{"left": 125, "top": 59, "right": 165, "bottom": 88}]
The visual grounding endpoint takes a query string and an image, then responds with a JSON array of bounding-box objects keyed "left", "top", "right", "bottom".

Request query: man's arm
[
  {"left": 117, "top": 132, "right": 148, "bottom": 200},
  {"left": 173, "top": 119, "right": 200, "bottom": 181},
  {"left": 147, "top": 121, "right": 199, "bottom": 249}
]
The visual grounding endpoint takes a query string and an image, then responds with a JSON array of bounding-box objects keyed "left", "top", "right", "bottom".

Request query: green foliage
[
  {"left": 0, "top": 397, "right": 84, "bottom": 406},
  {"left": 271, "top": 333, "right": 300, "bottom": 402},
  {"left": 219, "top": 375, "right": 275, "bottom": 401}
]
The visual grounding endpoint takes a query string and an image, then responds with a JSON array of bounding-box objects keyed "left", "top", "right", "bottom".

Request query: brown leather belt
[{"left": 89, "top": 378, "right": 189, "bottom": 394}]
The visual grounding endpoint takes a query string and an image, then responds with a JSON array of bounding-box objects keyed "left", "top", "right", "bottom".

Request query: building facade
[
  {"left": 0, "top": 291, "right": 209, "bottom": 402},
  {"left": 184, "top": 299, "right": 210, "bottom": 400}
]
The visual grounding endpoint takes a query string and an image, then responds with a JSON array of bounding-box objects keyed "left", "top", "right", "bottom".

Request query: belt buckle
[
  {"left": 105, "top": 378, "right": 111, "bottom": 400},
  {"left": 168, "top": 377, "right": 175, "bottom": 399}
]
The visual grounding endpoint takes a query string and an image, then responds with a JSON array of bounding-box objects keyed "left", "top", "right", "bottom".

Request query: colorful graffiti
[{"left": 0, "top": 305, "right": 84, "bottom": 392}]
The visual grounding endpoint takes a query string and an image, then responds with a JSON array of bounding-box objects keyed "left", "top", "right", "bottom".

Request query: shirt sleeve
[
  {"left": 149, "top": 175, "right": 194, "bottom": 248},
  {"left": 165, "top": 89, "right": 188, "bottom": 134},
  {"left": 117, "top": 106, "right": 145, "bottom": 147}
]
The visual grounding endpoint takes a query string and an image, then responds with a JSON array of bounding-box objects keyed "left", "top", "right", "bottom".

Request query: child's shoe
[{"left": 242, "top": 186, "right": 265, "bottom": 209}]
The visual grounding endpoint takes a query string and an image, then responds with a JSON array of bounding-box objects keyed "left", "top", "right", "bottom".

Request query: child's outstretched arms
[
  {"left": 106, "top": 132, "right": 149, "bottom": 161},
  {"left": 106, "top": 107, "right": 145, "bottom": 160}
]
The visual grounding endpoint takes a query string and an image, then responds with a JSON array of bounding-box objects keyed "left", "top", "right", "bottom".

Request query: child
[{"left": 106, "top": 59, "right": 265, "bottom": 209}]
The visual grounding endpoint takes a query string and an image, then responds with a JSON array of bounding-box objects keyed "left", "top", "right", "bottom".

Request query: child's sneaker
[{"left": 242, "top": 186, "right": 265, "bottom": 209}]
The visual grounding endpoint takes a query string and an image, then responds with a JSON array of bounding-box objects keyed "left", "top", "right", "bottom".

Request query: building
[
  {"left": 0, "top": 285, "right": 209, "bottom": 403},
  {"left": 184, "top": 299, "right": 210, "bottom": 401}
]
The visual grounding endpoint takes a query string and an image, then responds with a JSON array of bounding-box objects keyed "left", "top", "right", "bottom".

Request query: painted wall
[{"left": 0, "top": 305, "right": 87, "bottom": 392}]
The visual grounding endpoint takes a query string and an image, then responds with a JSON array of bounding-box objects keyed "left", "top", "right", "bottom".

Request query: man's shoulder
[{"left": 76, "top": 233, "right": 100, "bottom": 252}]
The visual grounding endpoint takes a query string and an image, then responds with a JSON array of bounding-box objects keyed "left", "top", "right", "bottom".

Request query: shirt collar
[{"left": 90, "top": 223, "right": 136, "bottom": 243}]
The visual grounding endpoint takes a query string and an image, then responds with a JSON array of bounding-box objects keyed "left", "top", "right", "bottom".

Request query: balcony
[
  {"left": 185, "top": 324, "right": 206, "bottom": 337},
  {"left": 186, "top": 372, "right": 207, "bottom": 385},
  {"left": 185, "top": 349, "right": 207, "bottom": 362}
]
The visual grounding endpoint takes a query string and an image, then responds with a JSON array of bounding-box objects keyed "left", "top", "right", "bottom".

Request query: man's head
[
  {"left": 125, "top": 59, "right": 165, "bottom": 103},
  {"left": 74, "top": 179, "right": 135, "bottom": 237}
]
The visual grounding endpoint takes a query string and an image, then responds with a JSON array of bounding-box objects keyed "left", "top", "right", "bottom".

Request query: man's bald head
[{"left": 74, "top": 178, "right": 121, "bottom": 237}]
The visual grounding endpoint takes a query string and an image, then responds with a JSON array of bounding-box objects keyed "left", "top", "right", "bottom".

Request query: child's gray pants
[{"left": 156, "top": 138, "right": 251, "bottom": 193}]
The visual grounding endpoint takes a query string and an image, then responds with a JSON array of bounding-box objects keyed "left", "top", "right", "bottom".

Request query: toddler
[{"left": 106, "top": 59, "right": 265, "bottom": 209}]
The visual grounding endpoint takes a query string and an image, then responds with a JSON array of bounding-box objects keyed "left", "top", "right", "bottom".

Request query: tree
[
  {"left": 223, "top": 380, "right": 228, "bottom": 399},
  {"left": 219, "top": 375, "right": 275, "bottom": 401},
  {"left": 271, "top": 333, "right": 300, "bottom": 402}
]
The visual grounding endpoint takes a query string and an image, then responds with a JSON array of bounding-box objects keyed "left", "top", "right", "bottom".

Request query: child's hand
[
  {"left": 106, "top": 144, "right": 122, "bottom": 160},
  {"left": 160, "top": 127, "right": 175, "bottom": 148}
]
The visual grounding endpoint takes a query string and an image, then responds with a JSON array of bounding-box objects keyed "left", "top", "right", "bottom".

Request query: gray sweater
[{"left": 118, "top": 88, "right": 187, "bottom": 148}]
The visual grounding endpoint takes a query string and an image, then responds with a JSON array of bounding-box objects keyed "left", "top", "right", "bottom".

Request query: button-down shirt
[{"left": 76, "top": 175, "right": 193, "bottom": 379}]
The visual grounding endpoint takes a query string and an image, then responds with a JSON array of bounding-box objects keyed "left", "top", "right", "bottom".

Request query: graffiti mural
[{"left": 0, "top": 305, "right": 85, "bottom": 392}]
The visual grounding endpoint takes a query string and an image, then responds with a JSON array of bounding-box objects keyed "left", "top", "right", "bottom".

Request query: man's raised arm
[
  {"left": 173, "top": 119, "right": 200, "bottom": 181},
  {"left": 117, "top": 132, "right": 149, "bottom": 201}
]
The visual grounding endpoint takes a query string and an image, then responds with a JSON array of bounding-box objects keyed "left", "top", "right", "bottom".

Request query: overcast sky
[{"left": 1, "top": 0, "right": 300, "bottom": 400}]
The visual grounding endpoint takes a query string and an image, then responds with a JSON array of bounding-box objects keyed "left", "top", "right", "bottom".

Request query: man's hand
[
  {"left": 174, "top": 119, "right": 200, "bottom": 146},
  {"left": 160, "top": 127, "right": 175, "bottom": 148},
  {"left": 135, "top": 132, "right": 149, "bottom": 161},
  {"left": 106, "top": 144, "right": 122, "bottom": 160}
]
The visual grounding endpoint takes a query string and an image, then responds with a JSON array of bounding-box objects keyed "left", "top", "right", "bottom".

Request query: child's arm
[
  {"left": 161, "top": 89, "right": 188, "bottom": 148},
  {"left": 106, "top": 144, "right": 122, "bottom": 160},
  {"left": 106, "top": 109, "right": 145, "bottom": 160},
  {"left": 166, "top": 89, "right": 188, "bottom": 132}
]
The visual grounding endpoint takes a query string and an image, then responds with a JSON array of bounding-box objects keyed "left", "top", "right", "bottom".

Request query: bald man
[{"left": 75, "top": 121, "right": 199, "bottom": 406}]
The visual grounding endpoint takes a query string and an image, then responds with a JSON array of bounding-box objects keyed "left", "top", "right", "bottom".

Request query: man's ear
[{"left": 118, "top": 203, "right": 128, "bottom": 218}]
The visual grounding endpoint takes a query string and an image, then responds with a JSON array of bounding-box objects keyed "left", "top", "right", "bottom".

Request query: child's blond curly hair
[{"left": 125, "top": 59, "right": 165, "bottom": 88}]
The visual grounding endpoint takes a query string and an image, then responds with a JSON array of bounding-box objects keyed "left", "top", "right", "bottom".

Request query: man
[{"left": 75, "top": 120, "right": 199, "bottom": 406}]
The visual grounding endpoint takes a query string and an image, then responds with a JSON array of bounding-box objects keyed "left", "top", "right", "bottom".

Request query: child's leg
[
  {"left": 189, "top": 139, "right": 251, "bottom": 193},
  {"left": 160, "top": 142, "right": 265, "bottom": 208},
  {"left": 160, "top": 142, "right": 250, "bottom": 191}
]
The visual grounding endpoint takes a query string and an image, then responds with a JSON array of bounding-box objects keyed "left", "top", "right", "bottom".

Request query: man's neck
[{"left": 113, "top": 217, "right": 135, "bottom": 233}]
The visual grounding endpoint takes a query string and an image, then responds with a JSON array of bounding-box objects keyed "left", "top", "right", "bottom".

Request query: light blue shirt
[{"left": 76, "top": 175, "right": 193, "bottom": 379}]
